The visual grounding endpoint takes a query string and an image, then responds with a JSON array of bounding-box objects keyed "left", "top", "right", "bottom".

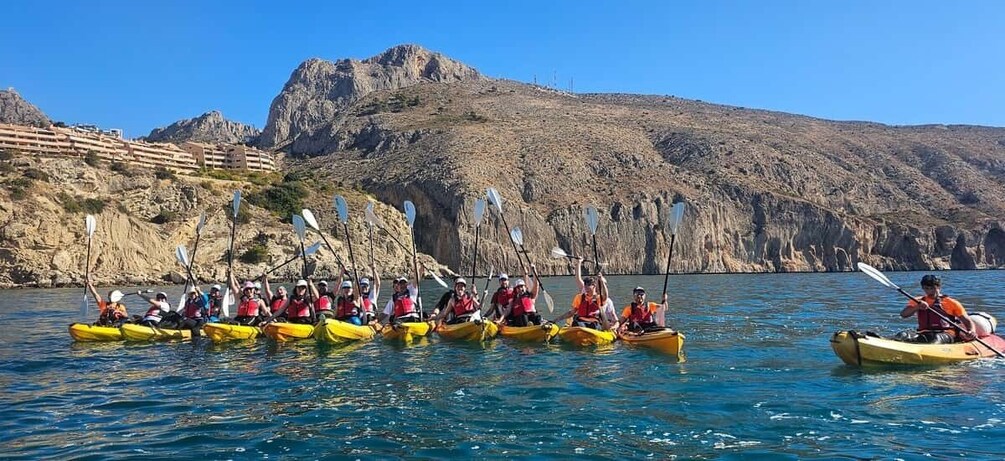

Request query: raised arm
[
  {"left": 529, "top": 265, "right": 540, "bottom": 300},
  {"left": 574, "top": 257, "right": 585, "bottom": 292},
  {"left": 86, "top": 276, "right": 102, "bottom": 305},
  {"left": 262, "top": 274, "right": 274, "bottom": 301},
  {"left": 229, "top": 271, "right": 240, "bottom": 295}
]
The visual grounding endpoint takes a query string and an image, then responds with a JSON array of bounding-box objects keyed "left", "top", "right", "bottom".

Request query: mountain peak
[
  {"left": 144, "top": 110, "right": 259, "bottom": 145},
  {"left": 0, "top": 88, "right": 51, "bottom": 127}
]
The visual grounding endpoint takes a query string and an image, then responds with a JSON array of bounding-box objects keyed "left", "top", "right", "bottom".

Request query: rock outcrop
[
  {"left": 257, "top": 44, "right": 485, "bottom": 153},
  {"left": 144, "top": 111, "right": 260, "bottom": 145},
  {"left": 0, "top": 88, "right": 50, "bottom": 127}
]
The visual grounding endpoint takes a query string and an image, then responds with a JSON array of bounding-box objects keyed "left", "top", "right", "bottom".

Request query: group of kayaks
[{"left": 69, "top": 319, "right": 687, "bottom": 360}]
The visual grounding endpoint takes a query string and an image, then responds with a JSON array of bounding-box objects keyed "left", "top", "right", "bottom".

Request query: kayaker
[
  {"left": 617, "top": 286, "right": 667, "bottom": 335},
  {"left": 487, "top": 273, "right": 514, "bottom": 320},
  {"left": 86, "top": 277, "right": 128, "bottom": 326},
  {"left": 138, "top": 291, "right": 171, "bottom": 327},
  {"left": 206, "top": 284, "right": 225, "bottom": 322},
  {"left": 897, "top": 274, "right": 976, "bottom": 344},
  {"left": 231, "top": 273, "right": 269, "bottom": 326},
  {"left": 359, "top": 264, "right": 380, "bottom": 324},
  {"left": 550, "top": 269, "right": 610, "bottom": 330},
  {"left": 496, "top": 265, "right": 542, "bottom": 327},
  {"left": 263, "top": 274, "right": 288, "bottom": 321},
  {"left": 266, "top": 279, "right": 315, "bottom": 324},
  {"left": 379, "top": 276, "right": 421, "bottom": 327},
  {"left": 436, "top": 277, "right": 481, "bottom": 327},
  {"left": 316, "top": 280, "right": 333, "bottom": 315},
  {"left": 332, "top": 280, "right": 363, "bottom": 324},
  {"left": 179, "top": 285, "right": 209, "bottom": 332}
]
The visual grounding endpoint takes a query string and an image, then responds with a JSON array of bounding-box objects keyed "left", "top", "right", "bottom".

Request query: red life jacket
[
  {"left": 361, "top": 296, "right": 374, "bottom": 313},
  {"left": 574, "top": 294, "right": 600, "bottom": 319},
  {"left": 493, "top": 287, "right": 514, "bottom": 309},
  {"left": 237, "top": 296, "right": 260, "bottom": 317},
  {"left": 452, "top": 293, "right": 475, "bottom": 317},
  {"left": 511, "top": 294, "right": 535, "bottom": 316},
  {"left": 288, "top": 296, "right": 311, "bottom": 319},
  {"left": 316, "top": 295, "right": 332, "bottom": 312},
  {"left": 393, "top": 292, "right": 416, "bottom": 318},
  {"left": 270, "top": 296, "right": 285, "bottom": 312},
  {"left": 628, "top": 302, "right": 656, "bottom": 325},
  {"left": 335, "top": 297, "right": 359, "bottom": 319},
  {"left": 917, "top": 295, "right": 956, "bottom": 331},
  {"left": 183, "top": 297, "right": 203, "bottom": 319},
  {"left": 143, "top": 303, "right": 164, "bottom": 322}
]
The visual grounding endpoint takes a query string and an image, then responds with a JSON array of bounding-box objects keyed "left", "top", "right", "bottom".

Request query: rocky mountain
[
  {"left": 286, "top": 78, "right": 1005, "bottom": 275},
  {"left": 257, "top": 44, "right": 485, "bottom": 153},
  {"left": 144, "top": 111, "right": 260, "bottom": 145},
  {"left": 0, "top": 88, "right": 50, "bottom": 127}
]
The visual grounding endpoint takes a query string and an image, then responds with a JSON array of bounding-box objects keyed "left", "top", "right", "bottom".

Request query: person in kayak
[
  {"left": 138, "top": 291, "right": 171, "bottom": 327},
  {"left": 315, "top": 280, "right": 333, "bottom": 316},
  {"left": 86, "top": 277, "right": 129, "bottom": 326},
  {"left": 179, "top": 285, "right": 209, "bottom": 332},
  {"left": 206, "top": 284, "right": 225, "bottom": 322},
  {"left": 496, "top": 265, "right": 543, "bottom": 327},
  {"left": 262, "top": 274, "right": 288, "bottom": 321},
  {"left": 617, "top": 286, "right": 667, "bottom": 335},
  {"left": 896, "top": 274, "right": 976, "bottom": 344},
  {"left": 332, "top": 280, "right": 364, "bottom": 324},
  {"left": 435, "top": 277, "right": 481, "bottom": 327},
  {"left": 486, "top": 273, "right": 514, "bottom": 321},
  {"left": 230, "top": 274, "right": 269, "bottom": 326},
  {"left": 266, "top": 279, "right": 315, "bottom": 324},
  {"left": 379, "top": 276, "right": 421, "bottom": 327},
  {"left": 550, "top": 263, "right": 611, "bottom": 330},
  {"left": 359, "top": 265, "right": 380, "bottom": 324}
]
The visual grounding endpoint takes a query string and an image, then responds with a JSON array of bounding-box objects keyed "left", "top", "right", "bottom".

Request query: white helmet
[{"left": 109, "top": 290, "right": 124, "bottom": 303}]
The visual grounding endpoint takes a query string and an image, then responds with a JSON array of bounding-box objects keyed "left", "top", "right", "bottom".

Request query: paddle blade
[
  {"left": 669, "top": 202, "right": 685, "bottom": 234},
  {"left": 428, "top": 269, "right": 448, "bottom": 288},
  {"left": 857, "top": 262, "right": 899, "bottom": 290},
  {"left": 175, "top": 245, "right": 190, "bottom": 268},
  {"left": 292, "top": 214, "right": 307, "bottom": 241},
  {"left": 334, "top": 195, "right": 349, "bottom": 224},
  {"left": 301, "top": 208, "right": 320, "bottom": 230},
  {"left": 404, "top": 201, "right": 416, "bottom": 227},
  {"left": 305, "top": 241, "right": 323, "bottom": 256},
  {"left": 365, "top": 201, "right": 384, "bottom": 228},
  {"left": 474, "top": 198, "right": 487, "bottom": 226},
  {"left": 584, "top": 206, "right": 599, "bottom": 235},
  {"left": 486, "top": 187, "right": 503, "bottom": 214},
  {"left": 85, "top": 214, "right": 96, "bottom": 237},
  {"left": 232, "top": 190, "right": 242, "bottom": 218},
  {"left": 543, "top": 289, "right": 555, "bottom": 314},
  {"left": 80, "top": 295, "right": 88, "bottom": 319},
  {"left": 221, "top": 288, "right": 232, "bottom": 318},
  {"left": 510, "top": 227, "right": 524, "bottom": 246},
  {"left": 550, "top": 247, "right": 568, "bottom": 259},
  {"left": 196, "top": 212, "right": 207, "bottom": 233}
]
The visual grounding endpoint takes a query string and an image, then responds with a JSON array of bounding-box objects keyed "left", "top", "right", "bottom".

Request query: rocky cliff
[
  {"left": 0, "top": 154, "right": 446, "bottom": 288},
  {"left": 144, "top": 111, "right": 260, "bottom": 145},
  {"left": 0, "top": 88, "right": 50, "bottom": 127},
  {"left": 257, "top": 44, "right": 485, "bottom": 153},
  {"left": 286, "top": 79, "right": 1005, "bottom": 275}
]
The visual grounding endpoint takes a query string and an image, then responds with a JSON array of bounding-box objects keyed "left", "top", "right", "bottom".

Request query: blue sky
[{"left": 2, "top": 1, "right": 1003, "bottom": 138}]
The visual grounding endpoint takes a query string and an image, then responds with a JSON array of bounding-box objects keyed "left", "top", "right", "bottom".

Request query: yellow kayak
[
  {"left": 262, "top": 322, "right": 315, "bottom": 342},
  {"left": 558, "top": 326, "right": 617, "bottom": 347},
  {"left": 120, "top": 323, "right": 193, "bottom": 341},
  {"left": 203, "top": 323, "right": 261, "bottom": 342},
  {"left": 315, "top": 318, "right": 377, "bottom": 344},
  {"left": 619, "top": 329, "right": 685, "bottom": 361},
  {"left": 831, "top": 330, "right": 1005, "bottom": 366},
  {"left": 436, "top": 321, "right": 499, "bottom": 342},
  {"left": 69, "top": 323, "right": 124, "bottom": 341},
  {"left": 500, "top": 323, "right": 559, "bottom": 343},
  {"left": 381, "top": 321, "right": 434, "bottom": 342}
]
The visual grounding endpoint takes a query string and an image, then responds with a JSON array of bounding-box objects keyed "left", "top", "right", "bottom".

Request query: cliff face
[
  {"left": 257, "top": 44, "right": 485, "bottom": 153},
  {"left": 0, "top": 155, "right": 442, "bottom": 288},
  {"left": 144, "top": 111, "right": 260, "bottom": 145},
  {"left": 0, "top": 88, "right": 50, "bottom": 127},
  {"left": 289, "top": 79, "right": 1005, "bottom": 275}
]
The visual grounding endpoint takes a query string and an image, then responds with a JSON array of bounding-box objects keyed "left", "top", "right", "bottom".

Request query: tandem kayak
[
  {"left": 830, "top": 330, "right": 1005, "bottom": 366},
  {"left": 203, "top": 323, "right": 261, "bottom": 342},
  {"left": 69, "top": 323, "right": 123, "bottom": 342},
  {"left": 381, "top": 321, "right": 434, "bottom": 342},
  {"left": 120, "top": 323, "right": 193, "bottom": 341},
  {"left": 436, "top": 321, "right": 499, "bottom": 342},
  {"left": 619, "top": 329, "right": 685, "bottom": 361},
  {"left": 499, "top": 323, "right": 559, "bottom": 343},
  {"left": 315, "top": 318, "right": 377, "bottom": 344},
  {"left": 262, "top": 322, "right": 315, "bottom": 342},
  {"left": 558, "top": 326, "right": 617, "bottom": 347}
]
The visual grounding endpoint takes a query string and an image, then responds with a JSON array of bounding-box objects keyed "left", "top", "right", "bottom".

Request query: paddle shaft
[
  {"left": 895, "top": 287, "right": 1004, "bottom": 358},
  {"left": 342, "top": 222, "right": 362, "bottom": 296},
  {"left": 184, "top": 225, "right": 204, "bottom": 287},
  {"left": 82, "top": 231, "right": 93, "bottom": 316},
  {"left": 470, "top": 225, "right": 480, "bottom": 287},
  {"left": 367, "top": 224, "right": 375, "bottom": 269},
  {"left": 661, "top": 233, "right": 678, "bottom": 300},
  {"left": 266, "top": 253, "right": 301, "bottom": 275},
  {"left": 371, "top": 221, "right": 442, "bottom": 277},
  {"left": 227, "top": 208, "right": 238, "bottom": 280}
]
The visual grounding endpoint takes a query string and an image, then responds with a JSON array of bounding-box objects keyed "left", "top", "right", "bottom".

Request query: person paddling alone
[
  {"left": 86, "top": 276, "right": 128, "bottom": 327},
  {"left": 896, "top": 274, "right": 976, "bottom": 344},
  {"left": 617, "top": 287, "right": 667, "bottom": 335}
]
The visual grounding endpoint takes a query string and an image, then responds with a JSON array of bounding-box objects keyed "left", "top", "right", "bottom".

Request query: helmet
[
  {"left": 498, "top": 273, "right": 509, "bottom": 280},
  {"left": 514, "top": 279, "right": 526, "bottom": 287},
  {"left": 187, "top": 286, "right": 197, "bottom": 294},
  {"left": 156, "top": 292, "right": 168, "bottom": 299},
  {"left": 394, "top": 276, "right": 408, "bottom": 283},
  {"left": 254, "top": 282, "right": 262, "bottom": 289},
  {"left": 319, "top": 280, "right": 329, "bottom": 287},
  {"left": 108, "top": 290, "right": 124, "bottom": 303},
  {"left": 211, "top": 284, "right": 222, "bottom": 291},
  {"left": 242, "top": 281, "right": 255, "bottom": 290},
  {"left": 454, "top": 277, "right": 467, "bottom": 286},
  {"left": 633, "top": 286, "right": 646, "bottom": 294},
  {"left": 296, "top": 279, "right": 308, "bottom": 287},
  {"left": 360, "top": 277, "right": 371, "bottom": 286},
  {"left": 920, "top": 274, "right": 941, "bottom": 287},
  {"left": 340, "top": 281, "right": 352, "bottom": 289}
]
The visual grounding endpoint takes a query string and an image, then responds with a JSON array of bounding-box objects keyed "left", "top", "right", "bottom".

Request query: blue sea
[{"left": 2, "top": 271, "right": 1004, "bottom": 459}]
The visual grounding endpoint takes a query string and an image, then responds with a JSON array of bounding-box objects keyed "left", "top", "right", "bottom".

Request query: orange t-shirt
[
  {"left": 621, "top": 302, "right": 659, "bottom": 319},
  {"left": 906, "top": 295, "right": 966, "bottom": 317}
]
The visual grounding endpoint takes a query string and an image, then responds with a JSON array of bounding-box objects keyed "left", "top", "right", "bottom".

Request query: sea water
[{"left": 1, "top": 271, "right": 1003, "bottom": 459}]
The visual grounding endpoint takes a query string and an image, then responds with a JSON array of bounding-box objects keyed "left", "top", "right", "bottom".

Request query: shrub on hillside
[
  {"left": 154, "top": 167, "right": 176, "bottom": 181},
  {"left": 6, "top": 177, "right": 33, "bottom": 201},
  {"left": 84, "top": 151, "right": 101, "bottom": 167},
  {"left": 23, "top": 168, "right": 49, "bottom": 182},
  {"left": 58, "top": 192, "right": 105, "bottom": 213},
  {"left": 150, "top": 209, "right": 177, "bottom": 224},
  {"left": 239, "top": 244, "right": 268, "bottom": 264},
  {"left": 247, "top": 181, "right": 309, "bottom": 219},
  {"left": 110, "top": 161, "right": 130, "bottom": 174},
  {"left": 0, "top": 150, "right": 14, "bottom": 161}
]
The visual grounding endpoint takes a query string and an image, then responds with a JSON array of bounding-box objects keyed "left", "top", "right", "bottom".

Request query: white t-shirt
[
  {"left": 382, "top": 284, "right": 418, "bottom": 316},
  {"left": 143, "top": 300, "right": 171, "bottom": 322}
]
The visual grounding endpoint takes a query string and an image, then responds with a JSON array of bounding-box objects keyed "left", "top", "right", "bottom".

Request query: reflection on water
[{"left": 0, "top": 273, "right": 1004, "bottom": 458}]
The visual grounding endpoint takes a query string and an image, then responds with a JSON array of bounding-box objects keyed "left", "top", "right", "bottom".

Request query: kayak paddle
[
  {"left": 550, "top": 246, "right": 595, "bottom": 265},
  {"left": 81, "top": 214, "right": 96, "bottom": 319},
  {"left": 334, "top": 195, "right": 362, "bottom": 297},
  {"left": 222, "top": 190, "right": 241, "bottom": 318},
  {"left": 363, "top": 202, "right": 447, "bottom": 288},
  {"left": 509, "top": 226, "right": 555, "bottom": 313},
  {"left": 661, "top": 202, "right": 685, "bottom": 302}
]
